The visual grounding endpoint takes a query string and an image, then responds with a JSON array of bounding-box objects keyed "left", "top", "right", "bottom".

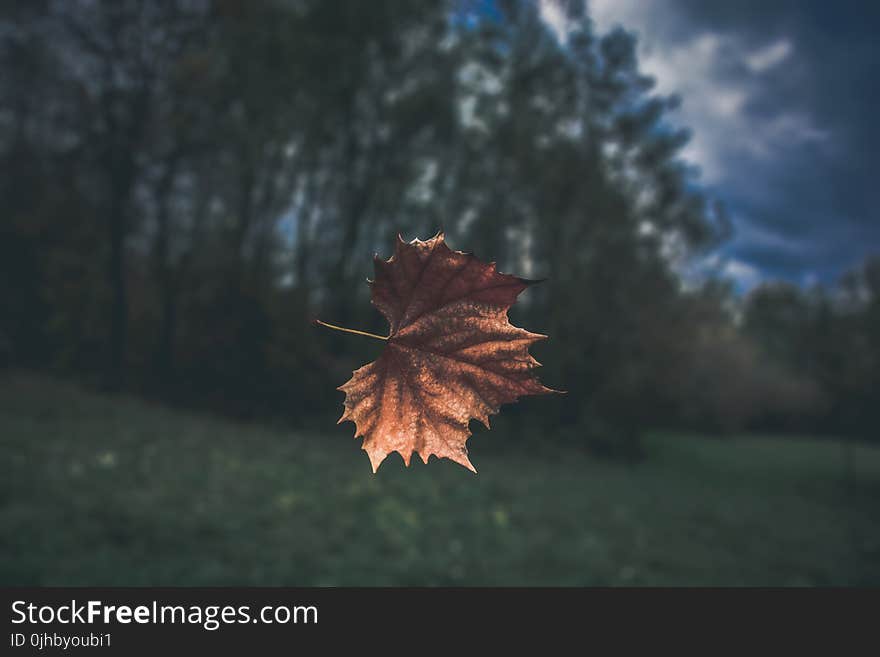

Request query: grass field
[{"left": 1, "top": 372, "right": 879, "bottom": 586}]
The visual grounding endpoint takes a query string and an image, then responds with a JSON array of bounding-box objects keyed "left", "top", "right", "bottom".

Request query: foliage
[
  {"left": 1, "top": 0, "right": 877, "bottom": 447},
  {"left": 744, "top": 258, "right": 880, "bottom": 439}
]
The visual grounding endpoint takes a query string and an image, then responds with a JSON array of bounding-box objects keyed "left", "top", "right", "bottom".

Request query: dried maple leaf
[{"left": 316, "top": 232, "right": 557, "bottom": 472}]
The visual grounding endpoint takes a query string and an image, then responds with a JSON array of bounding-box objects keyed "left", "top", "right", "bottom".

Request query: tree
[{"left": 54, "top": 0, "right": 210, "bottom": 387}]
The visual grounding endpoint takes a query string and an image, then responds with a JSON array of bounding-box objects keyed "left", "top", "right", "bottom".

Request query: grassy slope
[{"left": 1, "top": 372, "right": 878, "bottom": 586}]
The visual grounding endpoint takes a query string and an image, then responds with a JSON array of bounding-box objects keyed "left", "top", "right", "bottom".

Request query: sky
[{"left": 540, "top": 0, "right": 880, "bottom": 292}]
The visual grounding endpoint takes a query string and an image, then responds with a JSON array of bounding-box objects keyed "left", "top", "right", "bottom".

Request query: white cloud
[
  {"left": 578, "top": 1, "right": 827, "bottom": 185},
  {"left": 732, "top": 218, "right": 800, "bottom": 252},
  {"left": 684, "top": 251, "right": 762, "bottom": 293},
  {"left": 710, "top": 89, "right": 748, "bottom": 118},
  {"left": 538, "top": 0, "right": 568, "bottom": 41},
  {"left": 587, "top": 0, "right": 641, "bottom": 35},
  {"left": 722, "top": 259, "right": 761, "bottom": 292},
  {"left": 531, "top": 1, "right": 842, "bottom": 291},
  {"left": 745, "top": 39, "right": 792, "bottom": 73},
  {"left": 765, "top": 113, "right": 829, "bottom": 144}
]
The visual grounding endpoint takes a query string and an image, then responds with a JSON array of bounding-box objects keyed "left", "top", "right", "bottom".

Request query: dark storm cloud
[{"left": 585, "top": 0, "right": 880, "bottom": 288}]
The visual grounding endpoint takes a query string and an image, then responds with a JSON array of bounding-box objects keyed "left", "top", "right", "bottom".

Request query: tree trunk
[
  {"left": 158, "top": 285, "right": 179, "bottom": 383},
  {"left": 152, "top": 154, "right": 181, "bottom": 385},
  {"left": 102, "top": 76, "right": 151, "bottom": 389},
  {"left": 107, "top": 178, "right": 131, "bottom": 390}
]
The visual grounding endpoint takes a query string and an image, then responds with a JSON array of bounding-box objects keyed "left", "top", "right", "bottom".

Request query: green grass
[{"left": 1, "top": 372, "right": 879, "bottom": 586}]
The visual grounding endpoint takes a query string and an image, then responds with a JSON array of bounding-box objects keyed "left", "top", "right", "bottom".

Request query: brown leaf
[{"left": 335, "top": 232, "right": 557, "bottom": 472}]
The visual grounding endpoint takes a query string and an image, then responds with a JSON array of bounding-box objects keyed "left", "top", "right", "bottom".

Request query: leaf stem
[{"left": 313, "top": 319, "right": 388, "bottom": 341}]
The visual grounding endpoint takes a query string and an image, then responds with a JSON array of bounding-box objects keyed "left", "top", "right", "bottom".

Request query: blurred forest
[{"left": 1, "top": 0, "right": 878, "bottom": 455}]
